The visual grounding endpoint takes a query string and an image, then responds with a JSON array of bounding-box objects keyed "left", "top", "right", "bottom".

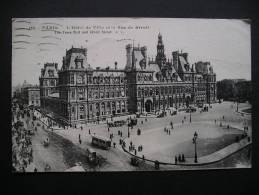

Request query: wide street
[
  {"left": 12, "top": 101, "right": 251, "bottom": 171},
  {"left": 48, "top": 101, "right": 251, "bottom": 171}
]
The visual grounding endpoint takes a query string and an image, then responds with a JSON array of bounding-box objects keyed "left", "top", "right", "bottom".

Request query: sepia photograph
[{"left": 11, "top": 18, "right": 252, "bottom": 172}]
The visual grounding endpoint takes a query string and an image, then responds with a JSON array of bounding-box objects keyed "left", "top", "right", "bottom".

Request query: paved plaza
[{"left": 33, "top": 101, "right": 251, "bottom": 171}]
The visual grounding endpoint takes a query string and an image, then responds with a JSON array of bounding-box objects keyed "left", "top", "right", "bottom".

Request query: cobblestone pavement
[{"left": 45, "top": 101, "right": 251, "bottom": 170}]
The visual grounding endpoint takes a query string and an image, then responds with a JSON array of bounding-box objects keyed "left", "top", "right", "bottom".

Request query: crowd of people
[
  {"left": 12, "top": 108, "right": 34, "bottom": 172},
  {"left": 174, "top": 154, "right": 185, "bottom": 164}
]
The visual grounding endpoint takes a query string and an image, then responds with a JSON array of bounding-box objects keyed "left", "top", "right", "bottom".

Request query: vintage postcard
[{"left": 11, "top": 18, "right": 251, "bottom": 172}]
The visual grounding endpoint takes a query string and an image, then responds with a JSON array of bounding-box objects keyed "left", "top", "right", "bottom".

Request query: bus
[{"left": 91, "top": 135, "right": 111, "bottom": 150}]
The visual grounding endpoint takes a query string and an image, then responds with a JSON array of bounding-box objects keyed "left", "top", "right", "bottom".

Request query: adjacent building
[{"left": 20, "top": 81, "right": 40, "bottom": 107}]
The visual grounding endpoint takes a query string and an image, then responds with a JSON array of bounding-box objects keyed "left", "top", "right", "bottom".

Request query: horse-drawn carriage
[
  {"left": 86, "top": 148, "right": 99, "bottom": 165},
  {"left": 43, "top": 137, "right": 49, "bottom": 147},
  {"left": 44, "top": 164, "right": 51, "bottom": 171},
  {"left": 128, "top": 118, "right": 137, "bottom": 127}
]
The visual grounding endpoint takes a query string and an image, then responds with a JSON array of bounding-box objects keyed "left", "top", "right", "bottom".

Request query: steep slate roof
[
  {"left": 41, "top": 63, "right": 58, "bottom": 78},
  {"left": 146, "top": 62, "right": 160, "bottom": 81},
  {"left": 62, "top": 48, "right": 91, "bottom": 70},
  {"left": 133, "top": 50, "right": 146, "bottom": 70},
  {"left": 178, "top": 56, "right": 187, "bottom": 72}
]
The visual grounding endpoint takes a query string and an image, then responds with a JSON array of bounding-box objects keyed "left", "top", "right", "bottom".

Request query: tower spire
[{"left": 156, "top": 32, "right": 166, "bottom": 69}]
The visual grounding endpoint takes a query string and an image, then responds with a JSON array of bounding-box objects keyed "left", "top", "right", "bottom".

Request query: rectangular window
[
  {"left": 78, "top": 88, "right": 84, "bottom": 100},
  {"left": 71, "top": 90, "right": 75, "bottom": 99},
  {"left": 100, "top": 92, "right": 104, "bottom": 98},
  {"left": 70, "top": 74, "right": 74, "bottom": 84}
]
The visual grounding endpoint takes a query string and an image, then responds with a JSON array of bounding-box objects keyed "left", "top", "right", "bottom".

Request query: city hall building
[{"left": 39, "top": 34, "right": 217, "bottom": 125}]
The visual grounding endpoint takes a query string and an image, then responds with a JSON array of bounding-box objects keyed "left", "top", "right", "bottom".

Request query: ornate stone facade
[{"left": 39, "top": 34, "right": 217, "bottom": 125}]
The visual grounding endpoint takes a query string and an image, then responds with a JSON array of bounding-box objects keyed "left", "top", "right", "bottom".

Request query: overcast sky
[{"left": 12, "top": 18, "right": 251, "bottom": 86}]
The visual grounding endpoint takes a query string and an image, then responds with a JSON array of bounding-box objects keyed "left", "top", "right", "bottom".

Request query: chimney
[{"left": 115, "top": 61, "right": 118, "bottom": 70}]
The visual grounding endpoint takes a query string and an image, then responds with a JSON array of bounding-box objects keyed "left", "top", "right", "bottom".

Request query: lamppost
[
  {"left": 190, "top": 111, "right": 192, "bottom": 123},
  {"left": 127, "top": 117, "right": 130, "bottom": 138},
  {"left": 236, "top": 98, "right": 239, "bottom": 112},
  {"left": 192, "top": 131, "right": 198, "bottom": 163}
]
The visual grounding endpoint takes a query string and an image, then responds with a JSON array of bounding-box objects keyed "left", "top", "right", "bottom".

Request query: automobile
[
  {"left": 86, "top": 148, "right": 98, "bottom": 164},
  {"left": 197, "top": 103, "right": 203, "bottom": 108},
  {"left": 65, "top": 162, "right": 85, "bottom": 172},
  {"left": 186, "top": 107, "right": 196, "bottom": 113},
  {"left": 157, "top": 112, "right": 165, "bottom": 118},
  {"left": 130, "top": 157, "right": 140, "bottom": 166},
  {"left": 28, "top": 129, "right": 35, "bottom": 135},
  {"left": 171, "top": 110, "right": 177, "bottom": 115}
]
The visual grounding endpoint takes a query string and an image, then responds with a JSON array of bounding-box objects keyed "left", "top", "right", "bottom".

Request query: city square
[
  {"left": 12, "top": 99, "right": 251, "bottom": 171},
  {"left": 11, "top": 18, "right": 252, "bottom": 172}
]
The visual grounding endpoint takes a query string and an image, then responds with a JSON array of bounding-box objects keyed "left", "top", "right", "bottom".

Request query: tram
[{"left": 91, "top": 135, "right": 111, "bottom": 150}]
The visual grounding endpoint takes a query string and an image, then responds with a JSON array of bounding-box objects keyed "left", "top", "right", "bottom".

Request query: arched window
[
  {"left": 149, "top": 88, "right": 153, "bottom": 96},
  {"left": 79, "top": 105, "right": 84, "bottom": 112}
]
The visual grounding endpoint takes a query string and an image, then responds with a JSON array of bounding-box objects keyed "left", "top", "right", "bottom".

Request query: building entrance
[
  {"left": 186, "top": 96, "right": 191, "bottom": 107},
  {"left": 145, "top": 100, "right": 152, "bottom": 112}
]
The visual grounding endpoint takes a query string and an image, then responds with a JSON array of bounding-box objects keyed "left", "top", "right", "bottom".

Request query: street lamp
[
  {"left": 127, "top": 117, "right": 130, "bottom": 138},
  {"left": 192, "top": 131, "right": 198, "bottom": 163}
]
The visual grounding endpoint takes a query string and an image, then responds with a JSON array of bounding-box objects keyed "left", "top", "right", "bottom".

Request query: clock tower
[{"left": 155, "top": 33, "right": 166, "bottom": 69}]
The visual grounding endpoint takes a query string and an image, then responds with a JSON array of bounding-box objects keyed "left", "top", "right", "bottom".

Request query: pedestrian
[
  {"left": 215, "top": 119, "right": 216, "bottom": 124},
  {"left": 81, "top": 126, "right": 83, "bottom": 131},
  {"left": 79, "top": 134, "right": 81, "bottom": 140},
  {"left": 175, "top": 156, "right": 178, "bottom": 164},
  {"left": 142, "top": 155, "right": 145, "bottom": 161},
  {"left": 89, "top": 129, "right": 91, "bottom": 134},
  {"left": 134, "top": 149, "right": 137, "bottom": 155},
  {"left": 181, "top": 154, "right": 185, "bottom": 162},
  {"left": 178, "top": 154, "right": 181, "bottom": 162},
  {"left": 113, "top": 142, "right": 116, "bottom": 148},
  {"left": 79, "top": 138, "right": 81, "bottom": 144}
]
